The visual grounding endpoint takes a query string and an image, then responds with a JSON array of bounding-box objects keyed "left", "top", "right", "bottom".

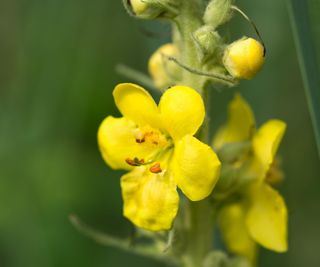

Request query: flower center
[
  {"left": 125, "top": 125, "right": 173, "bottom": 173},
  {"left": 133, "top": 125, "right": 168, "bottom": 146}
]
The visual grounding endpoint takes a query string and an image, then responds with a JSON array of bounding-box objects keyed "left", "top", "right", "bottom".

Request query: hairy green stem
[{"left": 174, "top": 1, "right": 215, "bottom": 266}]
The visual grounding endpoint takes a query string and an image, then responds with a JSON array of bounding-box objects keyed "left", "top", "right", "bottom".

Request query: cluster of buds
[
  {"left": 193, "top": 0, "right": 265, "bottom": 80},
  {"left": 129, "top": 0, "right": 266, "bottom": 91}
]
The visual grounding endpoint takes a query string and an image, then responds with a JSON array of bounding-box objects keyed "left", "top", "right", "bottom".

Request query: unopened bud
[
  {"left": 223, "top": 37, "right": 265, "bottom": 80},
  {"left": 148, "top": 43, "right": 181, "bottom": 89},
  {"left": 124, "top": 0, "right": 179, "bottom": 19},
  {"left": 193, "top": 25, "right": 221, "bottom": 62},
  {"left": 203, "top": 0, "right": 234, "bottom": 28}
]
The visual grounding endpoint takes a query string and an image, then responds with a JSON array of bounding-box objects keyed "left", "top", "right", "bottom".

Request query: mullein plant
[{"left": 72, "top": 1, "right": 288, "bottom": 267}]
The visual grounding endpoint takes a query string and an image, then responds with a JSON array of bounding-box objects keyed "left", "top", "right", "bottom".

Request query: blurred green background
[{"left": 0, "top": 0, "right": 319, "bottom": 266}]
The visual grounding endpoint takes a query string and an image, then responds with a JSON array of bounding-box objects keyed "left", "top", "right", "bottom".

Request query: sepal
[
  {"left": 193, "top": 25, "right": 222, "bottom": 63},
  {"left": 203, "top": 0, "right": 234, "bottom": 28}
]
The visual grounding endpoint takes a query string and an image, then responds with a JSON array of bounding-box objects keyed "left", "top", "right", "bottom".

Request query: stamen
[
  {"left": 134, "top": 157, "right": 145, "bottom": 165},
  {"left": 136, "top": 138, "right": 145, "bottom": 143},
  {"left": 149, "top": 162, "right": 162, "bottom": 173},
  {"left": 125, "top": 157, "right": 145, "bottom": 166},
  {"left": 134, "top": 129, "right": 145, "bottom": 143}
]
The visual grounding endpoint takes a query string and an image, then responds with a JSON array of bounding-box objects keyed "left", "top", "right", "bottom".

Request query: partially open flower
[
  {"left": 98, "top": 83, "right": 221, "bottom": 231},
  {"left": 148, "top": 43, "right": 181, "bottom": 89},
  {"left": 213, "top": 95, "right": 288, "bottom": 262},
  {"left": 223, "top": 37, "right": 265, "bottom": 80}
]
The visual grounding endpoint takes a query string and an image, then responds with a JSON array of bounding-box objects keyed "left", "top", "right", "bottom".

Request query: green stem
[
  {"left": 174, "top": 1, "right": 215, "bottom": 267},
  {"left": 175, "top": 0, "right": 205, "bottom": 92},
  {"left": 183, "top": 200, "right": 215, "bottom": 267}
]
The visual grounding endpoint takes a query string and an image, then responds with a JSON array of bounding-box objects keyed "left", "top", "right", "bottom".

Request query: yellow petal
[
  {"left": 113, "top": 83, "right": 160, "bottom": 128},
  {"left": 121, "top": 167, "right": 179, "bottom": 231},
  {"left": 159, "top": 86, "right": 205, "bottom": 140},
  {"left": 172, "top": 135, "right": 221, "bottom": 201},
  {"left": 98, "top": 116, "right": 159, "bottom": 170},
  {"left": 246, "top": 183, "right": 288, "bottom": 252},
  {"left": 218, "top": 203, "right": 257, "bottom": 263},
  {"left": 213, "top": 94, "right": 255, "bottom": 150},
  {"left": 252, "top": 119, "right": 286, "bottom": 178}
]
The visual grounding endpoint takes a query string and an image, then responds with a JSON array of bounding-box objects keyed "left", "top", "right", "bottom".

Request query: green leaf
[
  {"left": 286, "top": 0, "right": 320, "bottom": 158},
  {"left": 69, "top": 214, "right": 179, "bottom": 266}
]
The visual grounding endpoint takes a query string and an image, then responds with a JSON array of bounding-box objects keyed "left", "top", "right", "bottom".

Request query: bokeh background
[{"left": 0, "top": 0, "right": 319, "bottom": 267}]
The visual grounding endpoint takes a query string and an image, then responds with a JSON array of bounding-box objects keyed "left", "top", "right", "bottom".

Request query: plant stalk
[{"left": 174, "top": 1, "right": 215, "bottom": 266}]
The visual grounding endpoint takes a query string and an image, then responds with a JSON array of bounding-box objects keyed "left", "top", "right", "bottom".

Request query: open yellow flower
[
  {"left": 214, "top": 95, "right": 288, "bottom": 262},
  {"left": 98, "top": 83, "right": 221, "bottom": 231}
]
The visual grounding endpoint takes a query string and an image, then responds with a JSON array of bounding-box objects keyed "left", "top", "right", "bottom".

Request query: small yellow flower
[
  {"left": 214, "top": 95, "right": 288, "bottom": 261},
  {"left": 98, "top": 83, "right": 221, "bottom": 231},
  {"left": 148, "top": 43, "right": 181, "bottom": 89},
  {"left": 223, "top": 37, "right": 265, "bottom": 80}
]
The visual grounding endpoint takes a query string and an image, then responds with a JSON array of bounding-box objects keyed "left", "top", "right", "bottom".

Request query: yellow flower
[
  {"left": 148, "top": 43, "right": 181, "bottom": 89},
  {"left": 223, "top": 37, "right": 265, "bottom": 80},
  {"left": 214, "top": 95, "right": 288, "bottom": 262},
  {"left": 98, "top": 83, "right": 221, "bottom": 231}
]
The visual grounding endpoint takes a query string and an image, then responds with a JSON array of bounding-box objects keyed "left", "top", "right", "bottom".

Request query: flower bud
[
  {"left": 124, "top": 0, "right": 179, "bottom": 19},
  {"left": 193, "top": 25, "right": 221, "bottom": 62},
  {"left": 203, "top": 0, "right": 234, "bottom": 28},
  {"left": 223, "top": 37, "right": 265, "bottom": 80},
  {"left": 148, "top": 43, "right": 181, "bottom": 89}
]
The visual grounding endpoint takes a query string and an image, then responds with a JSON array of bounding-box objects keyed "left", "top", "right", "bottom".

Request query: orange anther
[
  {"left": 136, "top": 138, "right": 145, "bottom": 143},
  {"left": 149, "top": 162, "right": 162, "bottom": 173},
  {"left": 125, "top": 158, "right": 145, "bottom": 166},
  {"left": 125, "top": 158, "right": 137, "bottom": 166}
]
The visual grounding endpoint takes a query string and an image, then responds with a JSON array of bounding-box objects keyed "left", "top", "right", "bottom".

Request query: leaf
[
  {"left": 69, "top": 214, "right": 179, "bottom": 266},
  {"left": 286, "top": 0, "right": 320, "bottom": 158}
]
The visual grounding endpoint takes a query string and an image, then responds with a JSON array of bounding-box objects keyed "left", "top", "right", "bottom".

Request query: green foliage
[{"left": 286, "top": 0, "right": 320, "bottom": 158}]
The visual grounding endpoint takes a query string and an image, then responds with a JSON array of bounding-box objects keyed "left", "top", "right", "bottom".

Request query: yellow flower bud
[
  {"left": 223, "top": 37, "right": 265, "bottom": 80},
  {"left": 130, "top": 0, "right": 147, "bottom": 13},
  {"left": 129, "top": 0, "right": 155, "bottom": 17},
  {"left": 125, "top": 0, "right": 179, "bottom": 19},
  {"left": 148, "top": 43, "right": 181, "bottom": 89}
]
